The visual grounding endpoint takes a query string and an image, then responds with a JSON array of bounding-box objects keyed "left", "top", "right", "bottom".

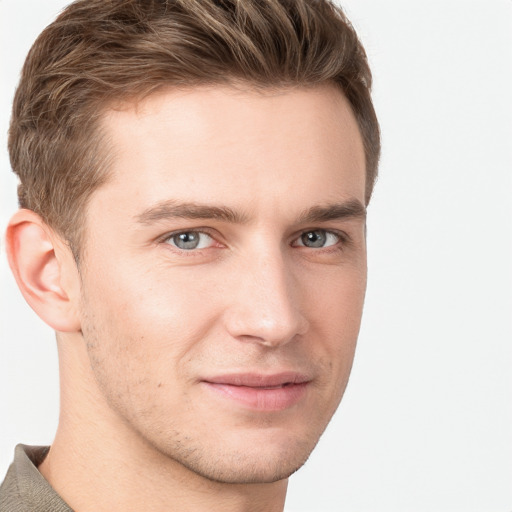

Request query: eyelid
[
  {"left": 158, "top": 226, "right": 214, "bottom": 241},
  {"left": 159, "top": 228, "right": 223, "bottom": 252},
  {"left": 291, "top": 228, "right": 348, "bottom": 249},
  {"left": 157, "top": 227, "right": 350, "bottom": 253}
]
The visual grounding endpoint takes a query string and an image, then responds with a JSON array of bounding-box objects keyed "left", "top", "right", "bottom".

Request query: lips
[{"left": 202, "top": 372, "right": 311, "bottom": 411}]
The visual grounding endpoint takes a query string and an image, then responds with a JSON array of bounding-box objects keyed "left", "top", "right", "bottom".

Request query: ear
[{"left": 6, "top": 209, "right": 81, "bottom": 332}]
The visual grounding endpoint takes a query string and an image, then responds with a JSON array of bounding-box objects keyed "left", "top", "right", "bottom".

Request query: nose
[{"left": 223, "top": 248, "right": 309, "bottom": 348}]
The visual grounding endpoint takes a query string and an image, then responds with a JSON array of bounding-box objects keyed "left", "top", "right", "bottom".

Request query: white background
[{"left": 1, "top": 1, "right": 511, "bottom": 511}]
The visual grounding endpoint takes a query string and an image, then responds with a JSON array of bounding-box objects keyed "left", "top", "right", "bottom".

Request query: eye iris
[
  {"left": 173, "top": 232, "right": 200, "bottom": 250},
  {"left": 302, "top": 230, "right": 327, "bottom": 248}
]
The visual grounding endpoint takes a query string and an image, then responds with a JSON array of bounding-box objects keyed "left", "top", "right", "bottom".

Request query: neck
[{"left": 39, "top": 334, "right": 288, "bottom": 512}]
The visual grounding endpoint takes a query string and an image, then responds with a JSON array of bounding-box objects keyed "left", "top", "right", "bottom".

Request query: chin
[
  {"left": 178, "top": 443, "right": 312, "bottom": 484},
  {"left": 153, "top": 427, "right": 322, "bottom": 485}
]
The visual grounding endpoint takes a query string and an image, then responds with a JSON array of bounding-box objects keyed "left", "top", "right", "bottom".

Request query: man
[{"left": 0, "top": 0, "right": 380, "bottom": 510}]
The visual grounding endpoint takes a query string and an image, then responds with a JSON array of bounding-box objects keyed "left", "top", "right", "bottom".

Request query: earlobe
[{"left": 6, "top": 209, "right": 81, "bottom": 332}]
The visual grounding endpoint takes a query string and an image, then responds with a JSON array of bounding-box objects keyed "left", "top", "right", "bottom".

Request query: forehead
[{"left": 93, "top": 84, "right": 365, "bottom": 223}]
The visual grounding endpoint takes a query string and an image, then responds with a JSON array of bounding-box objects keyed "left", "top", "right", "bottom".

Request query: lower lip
[{"left": 203, "top": 382, "right": 308, "bottom": 411}]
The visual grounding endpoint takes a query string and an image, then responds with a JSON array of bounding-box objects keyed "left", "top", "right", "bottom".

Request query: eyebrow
[
  {"left": 297, "top": 198, "right": 367, "bottom": 224},
  {"left": 135, "top": 198, "right": 366, "bottom": 225},
  {"left": 135, "top": 200, "right": 249, "bottom": 225}
]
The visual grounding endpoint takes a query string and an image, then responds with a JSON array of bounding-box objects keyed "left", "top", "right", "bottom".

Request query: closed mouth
[{"left": 202, "top": 372, "right": 311, "bottom": 411}]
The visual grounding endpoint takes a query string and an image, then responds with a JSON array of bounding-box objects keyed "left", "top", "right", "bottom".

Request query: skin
[{"left": 8, "top": 83, "right": 367, "bottom": 512}]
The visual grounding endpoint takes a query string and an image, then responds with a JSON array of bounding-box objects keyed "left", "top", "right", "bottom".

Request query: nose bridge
[{"left": 225, "top": 243, "right": 308, "bottom": 346}]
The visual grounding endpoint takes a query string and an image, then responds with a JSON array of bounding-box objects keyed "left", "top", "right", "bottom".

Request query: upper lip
[{"left": 202, "top": 372, "right": 311, "bottom": 388}]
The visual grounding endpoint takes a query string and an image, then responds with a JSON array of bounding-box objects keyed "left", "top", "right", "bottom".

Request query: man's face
[{"left": 77, "top": 84, "right": 367, "bottom": 483}]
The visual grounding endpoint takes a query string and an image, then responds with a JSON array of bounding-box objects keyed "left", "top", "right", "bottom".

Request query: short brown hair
[{"left": 9, "top": 0, "right": 380, "bottom": 252}]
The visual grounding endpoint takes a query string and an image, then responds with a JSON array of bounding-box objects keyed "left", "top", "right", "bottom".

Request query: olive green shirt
[{"left": 0, "top": 445, "right": 72, "bottom": 512}]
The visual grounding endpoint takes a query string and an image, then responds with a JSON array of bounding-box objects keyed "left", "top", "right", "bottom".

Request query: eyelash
[
  {"left": 292, "top": 230, "right": 345, "bottom": 250},
  {"left": 161, "top": 229, "right": 219, "bottom": 253},
  {"left": 160, "top": 228, "right": 349, "bottom": 255}
]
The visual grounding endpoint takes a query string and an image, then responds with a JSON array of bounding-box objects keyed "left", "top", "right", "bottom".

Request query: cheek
[
  {"left": 79, "top": 259, "right": 225, "bottom": 386},
  {"left": 90, "top": 256, "right": 219, "bottom": 328},
  {"left": 305, "top": 264, "right": 366, "bottom": 383},
  {"left": 306, "top": 260, "right": 367, "bottom": 331}
]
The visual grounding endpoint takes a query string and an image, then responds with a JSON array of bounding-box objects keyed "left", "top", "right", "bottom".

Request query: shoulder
[{"left": 0, "top": 445, "right": 72, "bottom": 512}]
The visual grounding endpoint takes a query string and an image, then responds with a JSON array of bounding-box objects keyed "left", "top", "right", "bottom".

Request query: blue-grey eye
[
  {"left": 168, "top": 231, "right": 213, "bottom": 250},
  {"left": 298, "top": 230, "right": 339, "bottom": 248}
]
